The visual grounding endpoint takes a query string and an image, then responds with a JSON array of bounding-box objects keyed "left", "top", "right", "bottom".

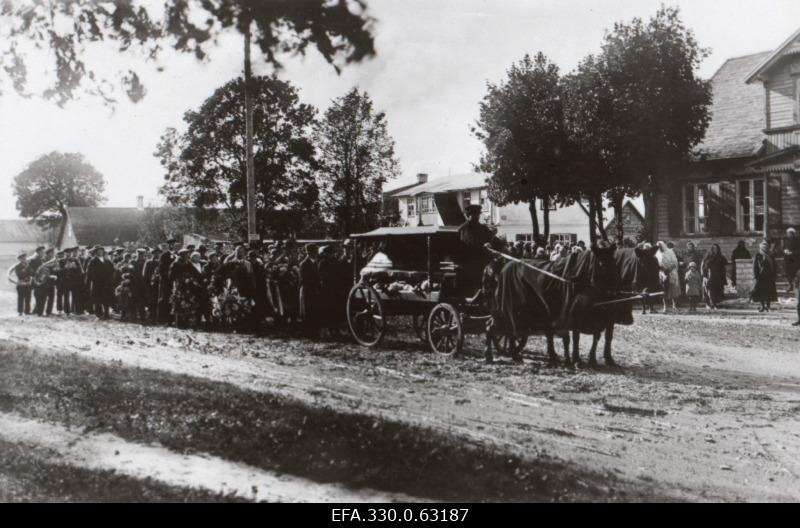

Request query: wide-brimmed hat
[
  {"left": 17, "top": 251, "right": 26, "bottom": 259},
  {"left": 177, "top": 248, "right": 189, "bottom": 256}
]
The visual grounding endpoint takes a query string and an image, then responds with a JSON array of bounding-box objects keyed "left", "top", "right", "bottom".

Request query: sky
[{"left": 1, "top": 0, "right": 800, "bottom": 219}]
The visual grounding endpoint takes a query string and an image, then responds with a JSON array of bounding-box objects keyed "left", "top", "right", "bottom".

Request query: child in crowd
[{"left": 685, "top": 262, "right": 702, "bottom": 314}]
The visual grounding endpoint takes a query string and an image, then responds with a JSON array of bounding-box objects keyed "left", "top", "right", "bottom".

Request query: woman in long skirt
[
  {"left": 656, "top": 241, "right": 681, "bottom": 313},
  {"left": 752, "top": 239, "right": 778, "bottom": 312},
  {"left": 702, "top": 243, "right": 728, "bottom": 309}
]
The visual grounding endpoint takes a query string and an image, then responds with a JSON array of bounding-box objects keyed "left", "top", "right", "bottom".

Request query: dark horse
[
  {"left": 569, "top": 246, "right": 660, "bottom": 367},
  {"left": 488, "top": 242, "right": 619, "bottom": 365}
]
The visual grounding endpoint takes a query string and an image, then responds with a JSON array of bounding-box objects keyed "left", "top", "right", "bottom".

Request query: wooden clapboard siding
[
  {"left": 764, "top": 127, "right": 800, "bottom": 153},
  {"left": 655, "top": 193, "right": 670, "bottom": 241}
]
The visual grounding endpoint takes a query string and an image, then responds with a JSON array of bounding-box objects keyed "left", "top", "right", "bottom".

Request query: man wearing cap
[
  {"left": 143, "top": 247, "right": 161, "bottom": 323},
  {"left": 54, "top": 250, "right": 69, "bottom": 315},
  {"left": 129, "top": 248, "right": 148, "bottom": 321},
  {"left": 85, "top": 245, "right": 115, "bottom": 319},
  {"left": 157, "top": 239, "right": 177, "bottom": 324},
  {"left": 7, "top": 251, "right": 33, "bottom": 315},
  {"left": 63, "top": 247, "right": 84, "bottom": 315},
  {"left": 33, "top": 247, "right": 57, "bottom": 316},
  {"left": 299, "top": 244, "right": 321, "bottom": 338},
  {"left": 458, "top": 204, "right": 504, "bottom": 295}
]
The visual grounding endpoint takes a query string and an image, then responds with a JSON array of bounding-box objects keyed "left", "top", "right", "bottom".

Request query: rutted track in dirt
[{"left": 1, "top": 301, "right": 799, "bottom": 501}]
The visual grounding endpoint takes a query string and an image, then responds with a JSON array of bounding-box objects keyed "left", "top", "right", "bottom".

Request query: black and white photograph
[{"left": 0, "top": 0, "right": 799, "bottom": 506}]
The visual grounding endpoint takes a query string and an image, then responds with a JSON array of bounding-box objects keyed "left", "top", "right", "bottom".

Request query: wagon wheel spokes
[
  {"left": 347, "top": 283, "right": 386, "bottom": 347},
  {"left": 427, "top": 303, "right": 463, "bottom": 356}
]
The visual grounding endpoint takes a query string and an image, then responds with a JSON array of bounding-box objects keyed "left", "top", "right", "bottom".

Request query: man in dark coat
[
  {"left": 130, "top": 248, "right": 148, "bottom": 321},
  {"left": 85, "top": 246, "right": 116, "bottom": 319},
  {"left": 299, "top": 244, "right": 321, "bottom": 338},
  {"left": 784, "top": 228, "right": 800, "bottom": 292},
  {"left": 142, "top": 247, "right": 161, "bottom": 323},
  {"left": 62, "top": 247, "right": 85, "bottom": 314},
  {"left": 157, "top": 239, "right": 177, "bottom": 323},
  {"left": 458, "top": 204, "right": 504, "bottom": 295},
  {"left": 318, "top": 245, "right": 343, "bottom": 337}
]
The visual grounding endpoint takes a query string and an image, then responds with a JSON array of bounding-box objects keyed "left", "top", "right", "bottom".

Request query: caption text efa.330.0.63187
[{"left": 331, "top": 508, "right": 469, "bottom": 523}]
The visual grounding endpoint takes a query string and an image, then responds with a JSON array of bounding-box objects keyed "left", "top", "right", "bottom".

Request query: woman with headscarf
[
  {"left": 752, "top": 239, "right": 778, "bottom": 312},
  {"left": 656, "top": 241, "right": 681, "bottom": 313},
  {"left": 701, "top": 243, "right": 728, "bottom": 310}
]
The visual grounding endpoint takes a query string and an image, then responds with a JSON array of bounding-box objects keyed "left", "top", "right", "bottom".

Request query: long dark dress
[
  {"left": 702, "top": 254, "right": 728, "bottom": 305},
  {"left": 752, "top": 252, "right": 778, "bottom": 303}
]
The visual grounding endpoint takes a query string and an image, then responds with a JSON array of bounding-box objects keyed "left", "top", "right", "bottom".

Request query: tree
[
  {"left": 0, "top": 0, "right": 375, "bottom": 106},
  {"left": 474, "top": 52, "right": 576, "bottom": 245},
  {"left": 564, "top": 6, "right": 712, "bottom": 244},
  {"left": 314, "top": 88, "right": 399, "bottom": 237},
  {"left": 12, "top": 151, "right": 106, "bottom": 228},
  {"left": 156, "top": 76, "right": 320, "bottom": 238}
]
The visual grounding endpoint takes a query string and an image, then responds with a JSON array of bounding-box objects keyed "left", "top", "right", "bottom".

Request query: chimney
[
  {"left": 416, "top": 173, "right": 428, "bottom": 184},
  {"left": 136, "top": 195, "right": 144, "bottom": 210}
]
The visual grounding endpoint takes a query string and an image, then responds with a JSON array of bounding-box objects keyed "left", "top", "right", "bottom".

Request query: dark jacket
[{"left": 86, "top": 256, "right": 116, "bottom": 303}]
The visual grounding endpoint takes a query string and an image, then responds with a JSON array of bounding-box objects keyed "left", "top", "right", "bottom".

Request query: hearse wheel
[
  {"left": 412, "top": 313, "right": 429, "bottom": 344},
  {"left": 427, "top": 303, "right": 464, "bottom": 356},
  {"left": 347, "top": 283, "right": 386, "bottom": 347}
]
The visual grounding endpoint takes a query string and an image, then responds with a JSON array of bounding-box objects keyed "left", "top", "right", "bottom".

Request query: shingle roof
[
  {"left": 697, "top": 51, "right": 770, "bottom": 160},
  {"left": 0, "top": 219, "right": 53, "bottom": 243},
  {"left": 66, "top": 207, "right": 148, "bottom": 246},
  {"left": 392, "top": 172, "right": 487, "bottom": 197}
]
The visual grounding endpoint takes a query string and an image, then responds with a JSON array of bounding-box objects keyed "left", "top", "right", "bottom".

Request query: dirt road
[{"left": 0, "top": 288, "right": 798, "bottom": 502}]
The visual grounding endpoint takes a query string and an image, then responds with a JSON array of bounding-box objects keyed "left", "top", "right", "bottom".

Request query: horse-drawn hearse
[
  {"left": 346, "top": 224, "right": 662, "bottom": 366},
  {"left": 345, "top": 225, "right": 525, "bottom": 356}
]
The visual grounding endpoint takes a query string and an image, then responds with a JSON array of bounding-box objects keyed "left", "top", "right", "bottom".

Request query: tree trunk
[
  {"left": 542, "top": 195, "right": 551, "bottom": 245},
  {"left": 587, "top": 198, "right": 598, "bottom": 245},
  {"left": 528, "top": 197, "right": 540, "bottom": 244},
  {"left": 243, "top": 21, "right": 257, "bottom": 242},
  {"left": 594, "top": 194, "right": 608, "bottom": 241},
  {"left": 643, "top": 181, "right": 657, "bottom": 243},
  {"left": 611, "top": 193, "right": 625, "bottom": 246}
]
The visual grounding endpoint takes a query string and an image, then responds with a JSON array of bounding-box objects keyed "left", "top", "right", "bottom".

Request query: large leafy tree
[
  {"left": 156, "top": 76, "right": 320, "bottom": 237},
  {"left": 314, "top": 88, "right": 399, "bottom": 238},
  {"left": 0, "top": 0, "right": 375, "bottom": 106},
  {"left": 12, "top": 151, "right": 106, "bottom": 228},
  {"left": 474, "top": 52, "right": 576, "bottom": 245},
  {"left": 564, "top": 6, "right": 712, "bottom": 243}
]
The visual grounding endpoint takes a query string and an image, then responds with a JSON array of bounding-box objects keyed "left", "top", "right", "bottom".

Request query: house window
[
  {"left": 479, "top": 190, "right": 487, "bottom": 207},
  {"left": 737, "top": 178, "right": 766, "bottom": 233},
  {"left": 516, "top": 234, "right": 533, "bottom": 242},
  {"left": 462, "top": 192, "right": 471, "bottom": 209},
  {"left": 550, "top": 233, "right": 577, "bottom": 245},
  {"left": 407, "top": 198, "right": 416, "bottom": 217},
  {"left": 540, "top": 198, "right": 557, "bottom": 211},
  {"left": 683, "top": 183, "right": 709, "bottom": 234},
  {"left": 420, "top": 195, "right": 436, "bottom": 214}
]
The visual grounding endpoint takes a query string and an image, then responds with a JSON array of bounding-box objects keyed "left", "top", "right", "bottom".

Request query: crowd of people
[
  {"left": 6, "top": 239, "right": 359, "bottom": 337},
  {"left": 496, "top": 228, "right": 800, "bottom": 323},
  {"left": 6, "top": 226, "right": 800, "bottom": 333}
]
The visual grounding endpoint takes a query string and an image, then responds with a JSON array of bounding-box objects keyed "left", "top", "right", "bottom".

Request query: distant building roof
[
  {"left": 65, "top": 207, "right": 149, "bottom": 246},
  {"left": 604, "top": 200, "right": 645, "bottom": 233},
  {"left": 393, "top": 172, "right": 487, "bottom": 197},
  {"left": 0, "top": 219, "right": 53, "bottom": 243},
  {"left": 697, "top": 51, "right": 771, "bottom": 160}
]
